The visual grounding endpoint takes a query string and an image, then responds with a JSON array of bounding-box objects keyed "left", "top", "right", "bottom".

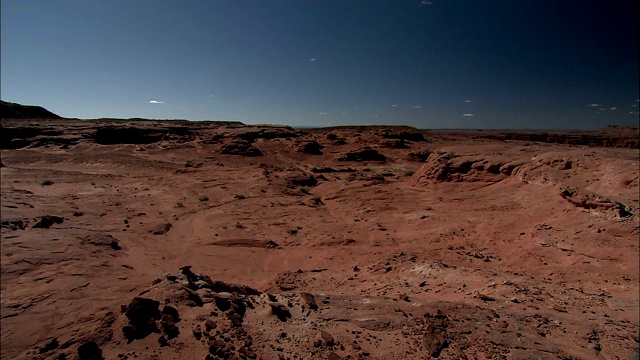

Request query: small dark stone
[
  {"left": 209, "top": 339, "right": 226, "bottom": 354},
  {"left": 228, "top": 313, "right": 243, "bottom": 327},
  {"left": 32, "top": 215, "right": 64, "bottom": 228},
  {"left": 204, "top": 319, "right": 217, "bottom": 331},
  {"left": 300, "top": 292, "right": 318, "bottom": 310},
  {"left": 269, "top": 303, "right": 292, "bottom": 322},
  {"left": 161, "top": 305, "right": 180, "bottom": 322},
  {"left": 158, "top": 335, "right": 169, "bottom": 347},
  {"left": 319, "top": 330, "right": 335, "bottom": 346},
  {"left": 192, "top": 326, "right": 203, "bottom": 340},
  {"left": 161, "top": 315, "right": 180, "bottom": 339},
  {"left": 122, "top": 325, "right": 136, "bottom": 341}
]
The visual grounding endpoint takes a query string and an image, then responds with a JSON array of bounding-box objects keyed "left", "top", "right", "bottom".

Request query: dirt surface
[{"left": 1, "top": 119, "right": 638, "bottom": 359}]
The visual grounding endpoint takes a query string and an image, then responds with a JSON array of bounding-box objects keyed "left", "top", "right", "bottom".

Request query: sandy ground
[{"left": 1, "top": 120, "right": 638, "bottom": 359}]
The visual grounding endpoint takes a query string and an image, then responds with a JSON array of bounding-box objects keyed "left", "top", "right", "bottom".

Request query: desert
[{"left": 1, "top": 107, "right": 638, "bottom": 359}]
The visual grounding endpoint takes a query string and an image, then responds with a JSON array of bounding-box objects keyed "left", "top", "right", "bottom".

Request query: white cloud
[
  {"left": 309, "top": 58, "right": 316, "bottom": 62},
  {"left": 391, "top": 104, "right": 398, "bottom": 107},
  {"left": 420, "top": 0, "right": 432, "bottom": 5},
  {"left": 462, "top": 113, "right": 475, "bottom": 117},
  {"left": 148, "top": 100, "right": 165, "bottom": 104},
  {"left": 464, "top": 99, "right": 472, "bottom": 103},
  {"left": 588, "top": 103, "right": 601, "bottom": 107},
  {"left": 209, "top": 94, "right": 214, "bottom": 98},
  {"left": 632, "top": 104, "right": 637, "bottom": 107},
  {"left": 412, "top": 105, "right": 421, "bottom": 109},
  {"left": 610, "top": 107, "right": 617, "bottom": 110},
  {"left": 318, "top": 112, "right": 327, "bottom": 115},
  {"left": 341, "top": 112, "right": 349, "bottom": 115}
]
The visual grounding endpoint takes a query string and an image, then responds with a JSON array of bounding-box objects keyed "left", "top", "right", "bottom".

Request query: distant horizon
[
  {"left": 2, "top": 1, "right": 638, "bottom": 130},
  {"left": 4, "top": 97, "right": 637, "bottom": 132},
  {"left": 2, "top": 97, "right": 640, "bottom": 131}
]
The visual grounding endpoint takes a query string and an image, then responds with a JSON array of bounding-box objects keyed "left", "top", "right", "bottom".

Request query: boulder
[
  {"left": 123, "top": 297, "right": 161, "bottom": 340},
  {"left": 298, "top": 140, "right": 324, "bottom": 155}
]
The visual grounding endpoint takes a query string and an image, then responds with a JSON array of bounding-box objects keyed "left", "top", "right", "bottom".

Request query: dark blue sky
[{"left": 2, "top": 0, "right": 638, "bottom": 129}]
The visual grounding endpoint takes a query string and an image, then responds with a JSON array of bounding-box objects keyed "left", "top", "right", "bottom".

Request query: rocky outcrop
[
  {"left": 380, "top": 139, "right": 408, "bottom": 149},
  {"left": 409, "top": 152, "right": 511, "bottom": 185},
  {"left": 94, "top": 126, "right": 193, "bottom": 145},
  {"left": 231, "top": 126, "right": 299, "bottom": 142},
  {"left": 115, "top": 268, "right": 263, "bottom": 357},
  {"left": 338, "top": 147, "right": 386, "bottom": 162},
  {"left": 410, "top": 149, "right": 637, "bottom": 220},
  {"left": 380, "top": 130, "right": 426, "bottom": 142},
  {"left": 0, "top": 127, "right": 67, "bottom": 149},
  {"left": 481, "top": 131, "right": 639, "bottom": 149},
  {"left": 560, "top": 188, "right": 633, "bottom": 217},
  {"left": 221, "top": 140, "right": 262, "bottom": 156}
]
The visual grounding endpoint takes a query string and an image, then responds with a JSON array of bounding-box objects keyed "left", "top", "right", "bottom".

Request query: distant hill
[{"left": 1, "top": 100, "right": 61, "bottom": 119}]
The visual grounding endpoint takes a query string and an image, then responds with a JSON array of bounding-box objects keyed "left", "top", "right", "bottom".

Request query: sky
[{"left": 1, "top": 0, "right": 638, "bottom": 129}]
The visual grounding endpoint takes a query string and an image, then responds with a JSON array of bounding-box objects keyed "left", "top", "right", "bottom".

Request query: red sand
[{"left": 1, "top": 120, "right": 638, "bottom": 359}]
